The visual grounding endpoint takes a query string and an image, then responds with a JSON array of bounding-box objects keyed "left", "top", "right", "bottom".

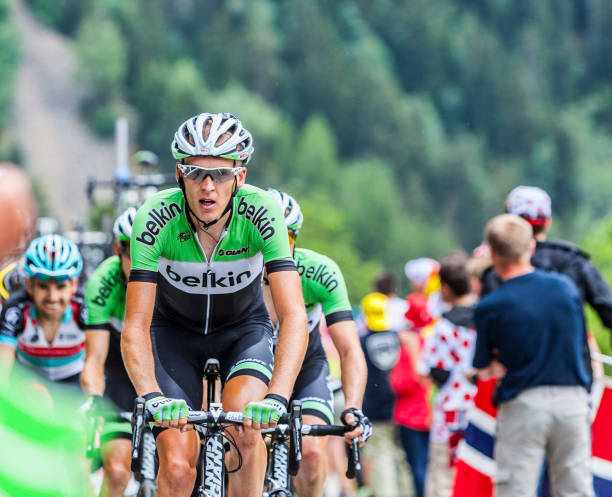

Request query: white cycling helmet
[
  {"left": 505, "top": 186, "right": 551, "bottom": 226},
  {"left": 171, "top": 112, "right": 254, "bottom": 165},
  {"left": 267, "top": 188, "right": 303, "bottom": 234},
  {"left": 113, "top": 207, "right": 137, "bottom": 243}
]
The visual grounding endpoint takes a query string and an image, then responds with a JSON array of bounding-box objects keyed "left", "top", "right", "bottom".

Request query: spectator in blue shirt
[{"left": 473, "top": 214, "right": 593, "bottom": 497}]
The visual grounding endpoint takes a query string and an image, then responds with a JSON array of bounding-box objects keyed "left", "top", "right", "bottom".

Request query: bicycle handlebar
[{"left": 262, "top": 422, "right": 361, "bottom": 479}]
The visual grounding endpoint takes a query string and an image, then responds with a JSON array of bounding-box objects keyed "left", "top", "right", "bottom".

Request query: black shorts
[
  {"left": 150, "top": 316, "right": 275, "bottom": 410},
  {"left": 291, "top": 357, "right": 334, "bottom": 425}
]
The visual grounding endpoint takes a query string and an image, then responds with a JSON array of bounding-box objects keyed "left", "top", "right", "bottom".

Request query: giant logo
[
  {"left": 205, "top": 436, "right": 224, "bottom": 497},
  {"left": 236, "top": 197, "right": 275, "bottom": 241},
  {"left": 158, "top": 255, "right": 262, "bottom": 295},
  {"left": 135, "top": 202, "right": 183, "bottom": 246}
]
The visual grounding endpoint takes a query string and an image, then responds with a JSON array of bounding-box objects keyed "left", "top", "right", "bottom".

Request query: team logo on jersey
[
  {"left": 218, "top": 247, "right": 248, "bottom": 257},
  {"left": 135, "top": 201, "right": 183, "bottom": 246},
  {"left": 296, "top": 261, "right": 339, "bottom": 293},
  {"left": 158, "top": 255, "right": 262, "bottom": 295},
  {"left": 236, "top": 197, "right": 275, "bottom": 241},
  {"left": 177, "top": 231, "right": 192, "bottom": 243},
  {"left": 91, "top": 270, "right": 123, "bottom": 306}
]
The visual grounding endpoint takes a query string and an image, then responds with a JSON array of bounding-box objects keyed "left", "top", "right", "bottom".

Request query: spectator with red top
[
  {"left": 390, "top": 324, "right": 431, "bottom": 497},
  {"left": 417, "top": 253, "right": 477, "bottom": 497}
]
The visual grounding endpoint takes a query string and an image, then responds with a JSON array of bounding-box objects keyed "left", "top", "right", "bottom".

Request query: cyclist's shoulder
[
  {"left": 135, "top": 188, "right": 184, "bottom": 221},
  {"left": 0, "top": 289, "right": 29, "bottom": 332},
  {"left": 0, "top": 260, "right": 25, "bottom": 302},
  {"left": 86, "top": 256, "right": 124, "bottom": 301},
  {"left": 233, "top": 184, "right": 285, "bottom": 242},
  {"left": 1, "top": 288, "right": 30, "bottom": 310},
  {"left": 294, "top": 247, "right": 340, "bottom": 270},
  {"left": 235, "top": 183, "right": 282, "bottom": 214},
  {"left": 294, "top": 247, "right": 345, "bottom": 294},
  {"left": 89, "top": 255, "right": 122, "bottom": 279},
  {"left": 133, "top": 188, "right": 186, "bottom": 247}
]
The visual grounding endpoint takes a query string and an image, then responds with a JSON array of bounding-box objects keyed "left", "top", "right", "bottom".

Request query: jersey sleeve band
[
  {"left": 265, "top": 259, "right": 297, "bottom": 274},
  {"left": 85, "top": 324, "right": 113, "bottom": 332},
  {"left": 129, "top": 269, "right": 158, "bottom": 283},
  {"left": 325, "top": 310, "right": 354, "bottom": 327}
]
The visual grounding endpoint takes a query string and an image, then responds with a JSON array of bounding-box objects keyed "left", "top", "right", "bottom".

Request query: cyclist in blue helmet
[{"left": 0, "top": 234, "right": 87, "bottom": 391}]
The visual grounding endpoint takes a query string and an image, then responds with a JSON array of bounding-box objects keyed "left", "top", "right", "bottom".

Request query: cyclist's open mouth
[{"left": 199, "top": 199, "right": 216, "bottom": 210}]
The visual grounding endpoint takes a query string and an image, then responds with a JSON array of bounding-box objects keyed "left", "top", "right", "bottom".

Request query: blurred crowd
[{"left": 324, "top": 185, "right": 610, "bottom": 497}]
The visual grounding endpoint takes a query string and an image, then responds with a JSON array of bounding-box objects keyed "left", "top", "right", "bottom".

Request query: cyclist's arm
[
  {"left": 80, "top": 330, "right": 110, "bottom": 396},
  {"left": 120, "top": 281, "right": 160, "bottom": 396},
  {"left": 267, "top": 270, "right": 308, "bottom": 400},
  {"left": 328, "top": 319, "right": 366, "bottom": 410}
]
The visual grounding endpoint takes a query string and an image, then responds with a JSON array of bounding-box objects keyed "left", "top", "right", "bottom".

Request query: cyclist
[
  {"left": 80, "top": 207, "right": 137, "bottom": 497},
  {"left": 481, "top": 185, "right": 612, "bottom": 332},
  {"left": 121, "top": 112, "right": 308, "bottom": 497},
  {"left": 0, "top": 234, "right": 86, "bottom": 391},
  {"left": 264, "top": 188, "right": 370, "bottom": 497}
]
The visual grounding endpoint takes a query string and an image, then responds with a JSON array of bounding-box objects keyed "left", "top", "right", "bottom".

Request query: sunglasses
[{"left": 178, "top": 164, "right": 243, "bottom": 183}]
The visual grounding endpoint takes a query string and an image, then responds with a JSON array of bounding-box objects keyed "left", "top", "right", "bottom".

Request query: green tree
[
  {"left": 581, "top": 216, "right": 612, "bottom": 374},
  {"left": 76, "top": 14, "right": 127, "bottom": 100},
  {"left": 298, "top": 192, "right": 380, "bottom": 303}
]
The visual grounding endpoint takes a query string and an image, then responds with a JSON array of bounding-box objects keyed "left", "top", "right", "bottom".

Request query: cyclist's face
[
  {"left": 177, "top": 156, "right": 246, "bottom": 223},
  {"left": 26, "top": 277, "right": 77, "bottom": 320}
]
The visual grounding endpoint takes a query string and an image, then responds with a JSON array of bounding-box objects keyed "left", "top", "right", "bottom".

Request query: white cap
[
  {"left": 505, "top": 186, "right": 551, "bottom": 225},
  {"left": 404, "top": 257, "right": 439, "bottom": 289}
]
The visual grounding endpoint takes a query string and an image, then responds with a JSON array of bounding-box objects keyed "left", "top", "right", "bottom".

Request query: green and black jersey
[
  {"left": 130, "top": 185, "right": 295, "bottom": 334},
  {"left": 294, "top": 248, "right": 353, "bottom": 358},
  {"left": 85, "top": 255, "right": 135, "bottom": 411},
  {"left": 86, "top": 255, "right": 126, "bottom": 334}
]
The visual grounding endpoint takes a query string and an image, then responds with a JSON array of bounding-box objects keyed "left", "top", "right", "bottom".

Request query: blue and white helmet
[
  {"left": 23, "top": 234, "right": 83, "bottom": 281},
  {"left": 267, "top": 188, "right": 303, "bottom": 234}
]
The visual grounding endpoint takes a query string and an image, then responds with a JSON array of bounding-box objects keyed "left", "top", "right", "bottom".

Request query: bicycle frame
[{"left": 263, "top": 402, "right": 303, "bottom": 497}]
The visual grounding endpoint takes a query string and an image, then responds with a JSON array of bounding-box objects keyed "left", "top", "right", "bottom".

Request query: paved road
[{"left": 12, "top": 0, "right": 116, "bottom": 229}]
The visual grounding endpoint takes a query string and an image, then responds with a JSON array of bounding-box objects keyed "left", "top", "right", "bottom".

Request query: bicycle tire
[{"left": 137, "top": 479, "right": 156, "bottom": 497}]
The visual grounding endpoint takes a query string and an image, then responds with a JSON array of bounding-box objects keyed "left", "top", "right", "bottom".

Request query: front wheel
[{"left": 137, "top": 479, "right": 156, "bottom": 497}]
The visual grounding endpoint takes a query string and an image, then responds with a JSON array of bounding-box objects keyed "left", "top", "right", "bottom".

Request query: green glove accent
[
  {"left": 144, "top": 394, "right": 188, "bottom": 422},
  {"left": 243, "top": 396, "right": 287, "bottom": 424}
]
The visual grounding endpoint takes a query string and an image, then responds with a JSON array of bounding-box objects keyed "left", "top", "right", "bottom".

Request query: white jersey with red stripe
[{"left": 0, "top": 289, "right": 87, "bottom": 381}]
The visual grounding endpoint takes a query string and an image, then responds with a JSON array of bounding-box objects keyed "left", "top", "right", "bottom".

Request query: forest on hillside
[{"left": 3, "top": 0, "right": 612, "bottom": 302}]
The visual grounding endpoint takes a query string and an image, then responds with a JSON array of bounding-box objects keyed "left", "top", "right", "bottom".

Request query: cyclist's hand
[
  {"left": 144, "top": 392, "right": 189, "bottom": 428},
  {"left": 80, "top": 394, "right": 103, "bottom": 414},
  {"left": 341, "top": 408, "right": 372, "bottom": 447},
  {"left": 243, "top": 394, "right": 288, "bottom": 430}
]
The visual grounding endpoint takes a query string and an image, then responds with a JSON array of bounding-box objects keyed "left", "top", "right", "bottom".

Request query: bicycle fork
[{"left": 198, "top": 431, "right": 225, "bottom": 497}]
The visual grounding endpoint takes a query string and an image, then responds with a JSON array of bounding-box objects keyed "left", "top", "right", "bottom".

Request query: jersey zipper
[{"left": 193, "top": 226, "right": 228, "bottom": 335}]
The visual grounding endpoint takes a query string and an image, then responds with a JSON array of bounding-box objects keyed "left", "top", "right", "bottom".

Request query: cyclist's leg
[
  {"left": 222, "top": 375, "right": 268, "bottom": 497},
  {"left": 150, "top": 323, "right": 206, "bottom": 497},
  {"left": 221, "top": 321, "right": 275, "bottom": 497},
  {"left": 156, "top": 430, "right": 200, "bottom": 497},
  {"left": 101, "top": 367, "right": 138, "bottom": 497},
  {"left": 99, "top": 438, "right": 131, "bottom": 497},
  {"left": 292, "top": 359, "right": 335, "bottom": 497}
]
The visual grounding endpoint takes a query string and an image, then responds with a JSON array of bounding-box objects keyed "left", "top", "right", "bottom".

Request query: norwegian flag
[{"left": 452, "top": 378, "right": 612, "bottom": 497}]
